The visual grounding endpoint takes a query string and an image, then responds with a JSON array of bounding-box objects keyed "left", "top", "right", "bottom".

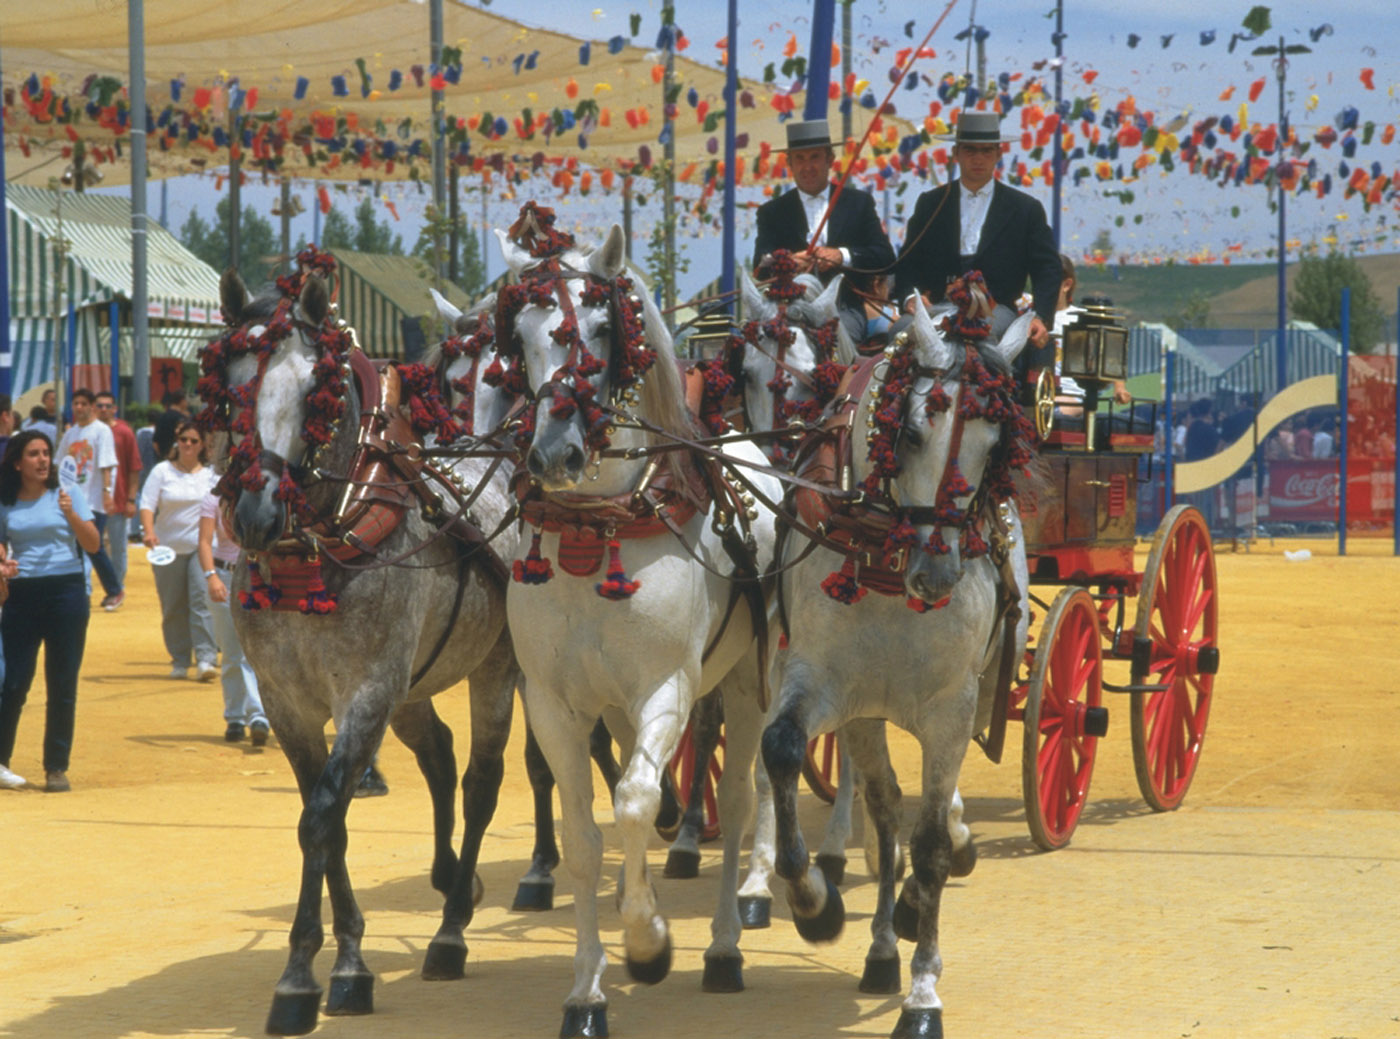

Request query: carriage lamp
[
  {"left": 686, "top": 311, "right": 736, "bottom": 361},
  {"left": 1060, "top": 297, "right": 1129, "bottom": 383}
]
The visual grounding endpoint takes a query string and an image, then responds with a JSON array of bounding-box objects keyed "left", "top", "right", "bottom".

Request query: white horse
[
  {"left": 762, "top": 294, "right": 1033, "bottom": 1039},
  {"left": 211, "top": 259, "right": 524, "bottom": 1036},
  {"left": 494, "top": 205, "right": 781, "bottom": 1038}
]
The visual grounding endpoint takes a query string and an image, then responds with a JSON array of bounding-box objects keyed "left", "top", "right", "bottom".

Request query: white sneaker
[
  {"left": 195, "top": 660, "right": 218, "bottom": 683},
  {"left": 0, "top": 765, "right": 27, "bottom": 790},
  {"left": 169, "top": 665, "right": 189, "bottom": 680}
]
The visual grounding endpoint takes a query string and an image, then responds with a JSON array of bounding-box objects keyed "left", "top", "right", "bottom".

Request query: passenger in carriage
[
  {"left": 1051, "top": 254, "right": 1132, "bottom": 431},
  {"left": 892, "top": 111, "right": 1062, "bottom": 381},
  {"left": 753, "top": 118, "right": 896, "bottom": 344}
]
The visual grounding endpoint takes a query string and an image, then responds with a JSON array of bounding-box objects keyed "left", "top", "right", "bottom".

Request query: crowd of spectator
[{"left": 0, "top": 384, "right": 266, "bottom": 793}]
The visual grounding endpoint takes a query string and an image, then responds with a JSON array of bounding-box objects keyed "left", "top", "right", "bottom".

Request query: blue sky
[{"left": 149, "top": 0, "right": 1400, "bottom": 297}]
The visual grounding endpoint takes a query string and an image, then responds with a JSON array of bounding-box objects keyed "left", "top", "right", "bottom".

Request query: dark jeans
[
  {"left": 86, "top": 512, "right": 122, "bottom": 597},
  {"left": 0, "top": 573, "right": 90, "bottom": 773}
]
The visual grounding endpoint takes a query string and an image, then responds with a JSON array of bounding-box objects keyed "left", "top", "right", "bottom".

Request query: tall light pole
[{"left": 1253, "top": 33, "right": 1311, "bottom": 393}]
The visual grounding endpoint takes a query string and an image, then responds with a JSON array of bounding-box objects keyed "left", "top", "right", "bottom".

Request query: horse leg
[
  {"left": 815, "top": 731, "right": 858, "bottom": 886},
  {"left": 614, "top": 679, "right": 692, "bottom": 984},
  {"left": 514, "top": 720, "right": 560, "bottom": 912},
  {"left": 761, "top": 689, "right": 844, "bottom": 945},
  {"left": 701, "top": 669, "right": 761, "bottom": 993},
  {"left": 890, "top": 694, "right": 976, "bottom": 1039},
  {"left": 664, "top": 691, "right": 723, "bottom": 879},
  {"left": 269, "top": 697, "right": 391, "bottom": 1032},
  {"left": 588, "top": 717, "right": 622, "bottom": 799},
  {"left": 527, "top": 697, "right": 608, "bottom": 1039},
  {"left": 948, "top": 786, "right": 976, "bottom": 878},
  {"left": 386, "top": 699, "right": 458, "bottom": 896},
  {"left": 263, "top": 700, "right": 332, "bottom": 1036},
  {"left": 423, "top": 635, "right": 518, "bottom": 980},
  {"left": 844, "top": 719, "right": 905, "bottom": 995},
  {"left": 736, "top": 740, "right": 776, "bottom": 929}
]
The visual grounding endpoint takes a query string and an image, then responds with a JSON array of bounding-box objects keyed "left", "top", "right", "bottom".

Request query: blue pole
[
  {"left": 1164, "top": 346, "right": 1175, "bottom": 508},
  {"left": 721, "top": 0, "right": 738, "bottom": 315},
  {"left": 109, "top": 300, "right": 121, "bottom": 402},
  {"left": 1394, "top": 286, "right": 1399, "bottom": 557},
  {"left": 0, "top": 41, "right": 10, "bottom": 399},
  {"left": 1339, "top": 287, "right": 1349, "bottom": 556},
  {"left": 1275, "top": 37, "right": 1288, "bottom": 394},
  {"left": 803, "top": 0, "right": 835, "bottom": 120},
  {"left": 1051, "top": 0, "right": 1064, "bottom": 250}
]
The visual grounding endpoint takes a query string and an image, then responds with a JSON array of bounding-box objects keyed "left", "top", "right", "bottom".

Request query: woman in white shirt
[{"left": 138, "top": 420, "right": 218, "bottom": 680}]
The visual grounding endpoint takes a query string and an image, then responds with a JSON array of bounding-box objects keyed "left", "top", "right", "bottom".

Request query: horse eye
[{"left": 900, "top": 424, "right": 923, "bottom": 449}]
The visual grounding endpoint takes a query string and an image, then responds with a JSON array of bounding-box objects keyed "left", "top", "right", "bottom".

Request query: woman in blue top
[{"left": 0, "top": 430, "right": 100, "bottom": 792}]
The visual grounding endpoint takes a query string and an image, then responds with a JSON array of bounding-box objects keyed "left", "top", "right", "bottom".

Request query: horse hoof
[
  {"left": 859, "top": 954, "right": 901, "bottom": 994},
  {"left": 791, "top": 878, "right": 845, "bottom": 945},
  {"left": 325, "top": 972, "right": 374, "bottom": 1015},
  {"left": 701, "top": 953, "right": 744, "bottom": 993},
  {"left": 560, "top": 1004, "right": 609, "bottom": 1038},
  {"left": 625, "top": 936, "right": 672, "bottom": 986},
  {"left": 512, "top": 879, "right": 555, "bottom": 912},
  {"left": 265, "top": 990, "right": 321, "bottom": 1036},
  {"left": 421, "top": 938, "right": 467, "bottom": 980},
  {"left": 738, "top": 895, "right": 771, "bottom": 930},
  {"left": 816, "top": 853, "right": 846, "bottom": 887},
  {"left": 890, "top": 1006, "right": 943, "bottom": 1039},
  {"left": 664, "top": 848, "right": 700, "bottom": 879},
  {"left": 893, "top": 893, "right": 919, "bottom": 943},
  {"left": 353, "top": 766, "right": 389, "bottom": 798},
  {"left": 949, "top": 839, "right": 977, "bottom": 879}
]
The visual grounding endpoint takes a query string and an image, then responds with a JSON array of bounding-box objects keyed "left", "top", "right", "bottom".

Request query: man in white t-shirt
[{"left": 56, "top": 387, "right": 124, "bottom": 608}]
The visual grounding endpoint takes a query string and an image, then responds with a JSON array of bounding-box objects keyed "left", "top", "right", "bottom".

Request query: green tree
[
  {"left": 178, "top": 197, "right": 278, "bottom": 289},
  {"left": 1289, "top": 251, "right": 1386, "bottom": 351},
  {"left": 351, "top": 197, "right": 404, "bottom": 254},
  {"left": 1166, "top": 289, "right": 1213, "bottom": 332},
  {"left": 410, "top": 207, "right": 488, "bottom": 298},
  {"left": 319, "top": 205, "right": 355, "bottom": 250}
]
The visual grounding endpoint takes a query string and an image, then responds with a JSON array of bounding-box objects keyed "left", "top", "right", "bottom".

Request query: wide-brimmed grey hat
[
  {"left": 936, "top": 110, "right": 1015, "bottom": 145},
  {"left": 785, "top": 119, "right": 832, "bottom": 151}
]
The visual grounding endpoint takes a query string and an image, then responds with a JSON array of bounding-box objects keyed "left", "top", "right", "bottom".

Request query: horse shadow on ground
[{"left": 3, "top": 865, "right": 907, "bottom": 1039}]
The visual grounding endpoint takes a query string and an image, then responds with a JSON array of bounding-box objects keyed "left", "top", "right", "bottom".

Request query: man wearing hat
[
  {"left": 893, "top": 111, "right": 1061, "bottom": 358},
  {"left": 753, "top": 119, "right": 895, "bottom": 337}
]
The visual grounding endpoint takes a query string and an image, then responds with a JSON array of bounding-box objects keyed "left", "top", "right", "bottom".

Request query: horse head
[
  {"left": 427, "top": 288, "right": 513, "bottom": 440},
  {"left": 492, "top": 206, "right": 688, "bottom": 494},
  {"left": 862, "top": 294, "right": 1034, "bottom": 607},
  {"left": 733, "top": 265, "right": 855, "bottom": 453},
  {"left": 203, "top": 252, "right": 353, "bottom": 553}
]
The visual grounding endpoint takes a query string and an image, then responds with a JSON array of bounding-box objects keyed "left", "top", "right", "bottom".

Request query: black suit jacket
[
  {"left": 753, "top": 184, "right": 895, "bottom": 279},
  {"left": 893, "top": 180, "right": 1061, "bottom": 326}
]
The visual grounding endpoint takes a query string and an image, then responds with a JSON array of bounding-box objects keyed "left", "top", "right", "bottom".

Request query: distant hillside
[{"left": 1076, "top": 252, "right": 1400, "bottom": 331}]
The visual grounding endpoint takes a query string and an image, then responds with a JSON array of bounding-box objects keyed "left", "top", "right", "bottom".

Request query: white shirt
[
  {"left": 56, "top": 419, "right": 117, "bottom": 513},
  {"left": 797, "top": 188, "right": 851, "bottom": 265},
  {"left": 1052, "top": 306, "right": 1086, "bottom": 402},
  {"left": 139, "top": 461, "right": 217, "bottom": 555},
  {"left": 959, "top": 180, "right": 995, "bottom": 256},
  {"left": 1312, "top": 430, "right": 1333, "bottom": 459}
]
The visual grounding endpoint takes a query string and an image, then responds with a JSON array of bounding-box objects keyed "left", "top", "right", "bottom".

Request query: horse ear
[
  {"left": 495, "top": 228, "right": 532, "bottom": 275},
  {"left": 740, "top": 267, "right": 766, "bottom": 318},
  {"left": 986, "top": 309, "right": 1035, "bottom": 369},
  {"left": 910, "top": 293, "right": 957, "bottom": 371},
  {"left": 587, "top": 224, "right": 627, "bottom": 280},
  {"left": 809, "top": 273, "right": 843, "bottom": 324},
  {"left": 430, "top": 288, "right": 463, "bottom": 334},
  {"left": 299, "top": 274, "right": 330, "bottom": 327},
  {"left": 220, "top": 268, "right": 248, "bottom": 324}
]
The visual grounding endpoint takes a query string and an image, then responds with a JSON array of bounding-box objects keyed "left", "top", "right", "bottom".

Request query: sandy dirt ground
[{"left": 1, "top": 537, "right": 1398, "bottom": 1039}]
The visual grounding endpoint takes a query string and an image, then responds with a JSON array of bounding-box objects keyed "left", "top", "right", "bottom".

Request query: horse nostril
[
  {"left": 563, "top": 444, "right": 585, "bottom": 474},
  {"left": 526, "top": 449, "right": 546, "bottom": 478}
]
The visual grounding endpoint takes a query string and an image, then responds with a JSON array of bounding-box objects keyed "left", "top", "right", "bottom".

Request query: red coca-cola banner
[{"left": 1268, "top": 460, "right": 1340, "bottom": 522}]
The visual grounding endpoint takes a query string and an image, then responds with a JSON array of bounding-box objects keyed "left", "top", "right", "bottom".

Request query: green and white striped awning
[
  {"left": 6, "top": 184, "right": 221, "bottom": 324},
  {"left": 330, "top": 250, "right": 473, "bottom": 361}
]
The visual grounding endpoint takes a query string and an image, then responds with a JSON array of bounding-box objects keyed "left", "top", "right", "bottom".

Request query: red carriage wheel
[
  {"left": 1130, "top": 504, "right": 1218, "bottom": 811},
  {"left": 801, "top": 732, "right": 841, "bottom": 805},
  {"left": 665, "top": 721, "right": 725, "bottom": 842},
  {"left": 1021, "top": 587, "right": 1106, "bottom": 851}
]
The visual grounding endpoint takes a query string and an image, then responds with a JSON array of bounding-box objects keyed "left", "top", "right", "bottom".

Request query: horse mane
[{"left": 632, "top": 278, "right": 699, "bottom": 490}]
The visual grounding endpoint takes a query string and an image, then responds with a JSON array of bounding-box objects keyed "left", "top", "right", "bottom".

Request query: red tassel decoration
[
  {"left": 512, "top": 529, "right": 554, "bottom": 585},
  {"left": 906, "top": 597, "right": 933, "bottom": 613},
  {"left": 238, "top": 560, "right": 281, "bottom": 611},
  {"left": 820, "top": 556, "right": 867, "bottom": 605},
  {"left": 595, "top": 537, "right": 641, "bottom": 600},
  {"left": 298, "top": 560, "right": 338, "bottom": 615}
]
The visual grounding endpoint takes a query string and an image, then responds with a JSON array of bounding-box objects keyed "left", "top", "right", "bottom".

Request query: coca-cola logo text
[{"left": 1277, "top": 471, "right": 1340, "bottom": 507}]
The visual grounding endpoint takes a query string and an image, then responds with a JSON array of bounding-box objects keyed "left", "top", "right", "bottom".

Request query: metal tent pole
[
  {"left": 804, "top": 0, "right": 835, "bottom": 121},
  {"left": 662, "top": 1, "right": 677, "bottom": 314},
  {"left": 129, "top": 0, "right": 151, "bottom": 404},
  {"left": 720, "top": 0, "right": 738, "bottom": 316},
  {"left": 1051, "top": 0, "right": 1064, "bottom": 249},
  {"left": 1339, "top": 287, "right": 1350, "bottom": 555},
  {"left": 430, "top": 0, "right": 447, "bottom": 289}
]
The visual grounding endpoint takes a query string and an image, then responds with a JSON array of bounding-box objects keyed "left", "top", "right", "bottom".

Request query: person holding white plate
[
  {"left": 0, "top": 430, "right": 101, "bottom": 792},
  {"left": 138, "top": 421, "right": 218, "bottom": 681}
]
